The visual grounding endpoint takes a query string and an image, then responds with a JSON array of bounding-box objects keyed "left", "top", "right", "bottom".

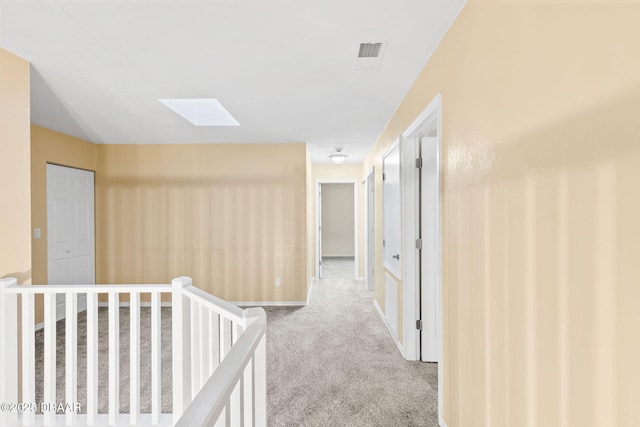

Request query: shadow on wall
[
  {"left": 443, "top": 84, "right": 640, "bottom": 425},
  {"left": 447, "top": 84, "right": 640, "bottom": 188},
  {"left": 96, "top": 175, "right": 306, "bottom": 302},
  {"left": 1, "top": 269, "right": 32, "bottom": 284}
]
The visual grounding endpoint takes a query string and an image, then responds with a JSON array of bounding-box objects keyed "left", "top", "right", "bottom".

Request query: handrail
[
  {"left": 183, "top": 285, "right": 245, "bottom": 325},
  {"left": 1, "top": 276, "right": 267, "bottom": 427},
  {"left": 4, "top": 283, "right": 172, "bottom": 294},
  {"left": 176, "top": 307, "right": 266, "bottom": 427}
]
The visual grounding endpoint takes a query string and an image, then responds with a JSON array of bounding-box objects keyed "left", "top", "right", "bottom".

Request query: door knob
[{"left": 392, "top": 254, "right": 400, "bottom": 260}]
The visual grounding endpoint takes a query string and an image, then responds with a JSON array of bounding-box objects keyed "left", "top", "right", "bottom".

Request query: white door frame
[
  {"left": 315, "top": 180, "right": 359, "bottom": 280},
  {"left": 399, "top": 93, "right": 444, "bottom": 422},
  {"left": 364, "top": 168, "right": 375, "bottom": 291}
]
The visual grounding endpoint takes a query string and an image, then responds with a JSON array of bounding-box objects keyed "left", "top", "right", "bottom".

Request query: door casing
[
  {"left": 398, "top": 93, "right": 443, "bottom": 422},
  {"left": 315, "top": 179, "right": 359, "bottom": 280},
  {"left": 47, "top": 163, "right": 95, "bottom": 320}
]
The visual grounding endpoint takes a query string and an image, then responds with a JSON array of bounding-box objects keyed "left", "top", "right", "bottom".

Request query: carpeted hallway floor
[
  {"left": 265, "top": 257, "right": 438, "bottom": 426},
  {"left": 35, "top": 257, "right": 438, "bottom": 425}
]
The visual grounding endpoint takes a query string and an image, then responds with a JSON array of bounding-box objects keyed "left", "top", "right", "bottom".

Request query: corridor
[{"left": 265, "top": 257, "right": 438, "bottom": 426}]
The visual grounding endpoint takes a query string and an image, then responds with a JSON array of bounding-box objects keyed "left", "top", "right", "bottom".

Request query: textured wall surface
[
  {"left": 364, "top": 2, "right": 640, "bottom": 426},
  {"left": 0, "top": 49, "right": 31, "bottom": 284},
  {"left": 96, "top": 143, "right": 308, "bottom": 303}
]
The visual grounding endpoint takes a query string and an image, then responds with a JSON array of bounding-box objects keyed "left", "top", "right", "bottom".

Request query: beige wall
[
  {"left": 96, "top": 143, "right": 308, "bottom": 303},
  {"left": 0, "top": 49, "right": 31, "bottom": 284},
  {"left": 309, "top": 163, "right": 365, "bottom": 279},
  {"left": 30, "top": 125, "right": 98, "bottom": 322},
  {"left": 364, "top": 2, "right": 640, "bottom": 426},
  {"left": 30, "top": 125, "right": 98, "bottom": 285},
  {"left": 321, "top": 183, "right": 355, "bottom": 257}
]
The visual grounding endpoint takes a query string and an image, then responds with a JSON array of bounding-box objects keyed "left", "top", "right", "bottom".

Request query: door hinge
[
  {"left": 416, "top": 158, "right": 423, "bottom": 168},
  {"left": 382, "top": 173, "right": 386, "bottom": 181},
  {"left": 416, "top": 238, "right": 422, "bottom": 250},
  {"left": 382, "top": 239, "right": 386, "bottom": 247},
  {"left": 416, "top": 319, "right": 423, "bottom": 330}
]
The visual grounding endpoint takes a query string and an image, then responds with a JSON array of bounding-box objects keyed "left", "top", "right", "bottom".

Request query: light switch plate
[{"left": 34, "top": 228, "right": 41, "bottom": 239}]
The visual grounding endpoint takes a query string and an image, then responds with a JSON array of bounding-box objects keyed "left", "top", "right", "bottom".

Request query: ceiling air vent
[
  {"left": 355, "top": 41, "right": 387, "bottom": 71},
  {"left": 358, "top": 42, "right": 383, "bottom": 58}
]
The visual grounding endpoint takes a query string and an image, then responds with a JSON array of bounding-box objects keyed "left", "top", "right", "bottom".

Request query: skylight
[{"left": 159, "top": 98, "right": 240, "bottom": 126}]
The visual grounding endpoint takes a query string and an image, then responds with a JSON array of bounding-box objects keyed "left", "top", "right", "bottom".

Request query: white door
[
  {"left": 317, "top": 184, "right": 323, "bottom": 279},
  {"left": 366, "top": 171, "right": 375, "bottom": 291},
  {"left": 382, "top": 143, "right": 401, "bottom": 277},
  {"left": 47, "top": 164, "right": 94, "bottom": 319},
  {"left": 420, "top": 137, "right": 441, "bottom": 362}
]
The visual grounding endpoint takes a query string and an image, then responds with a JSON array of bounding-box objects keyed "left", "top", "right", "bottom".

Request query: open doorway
[
  {"left": 316, "top": 180, "right": 358, "bottom": 281},
  {"left": 400, "top": 93, "right": 443, "bottom": 423}
]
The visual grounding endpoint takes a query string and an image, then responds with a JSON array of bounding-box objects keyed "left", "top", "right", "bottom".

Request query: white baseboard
[
  {"left": 97, "top": 301, "right": 173, "bottom": 308},
  {"left": 439, "top": 414, "right": 448, "bottom": 427},
  {"left": 231, "top": 301, "right": 306, "bottom": 307},
  {"left": 373, "top": 299, "right": 405, "bottom": 358},
  {"left": 36, "top": 298, "right": 88, "bottom": 331}
]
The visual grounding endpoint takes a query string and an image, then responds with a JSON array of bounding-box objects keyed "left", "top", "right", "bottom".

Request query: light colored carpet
[
  {"left": 265, "top": 257, "right": 438, "bottom": 426},
  {"left": 34, "top": 257, "right": 437, "bottom": 425}
]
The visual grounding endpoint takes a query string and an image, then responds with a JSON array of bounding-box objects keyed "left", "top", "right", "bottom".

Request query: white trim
[
  {"left": 364, "top": 167, "right": 375, "bottom": 292},
  {"left": 439, "top": 414, "right": 449, "bottom": 427},
  {"left": 400, "top": 132, "right": 420, "bottom": 362},
  {"left": 231, "top": 301, "right": 307, "bottom": 307},
  {"left": 98, "top": 301, "right": 173, "bottom": 308},
  {"left": 373, "top": 299, "right": 405, "bottom": 358},
  {"left": 56, "top": 294, "right": 87, "bottom": 321},
  {"left": 399, "top": 92, "right": 444, "bottom": 421},
  {"left": 315, "top": 179, "right": 359, "bottom": 280},
  {"left": 381, "top": 140, "right": 402, "bottom": 279}
]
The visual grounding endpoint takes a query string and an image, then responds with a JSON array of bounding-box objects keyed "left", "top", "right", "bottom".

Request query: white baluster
[
  {"left": 230, "top": 379, "right": 243, "bottom": 427},
  {"left": 0, "top": 278, "right": 18, "bottom": 427},
  {"left": 200, "top": 304, "right": 208, "bottom": 383},
  {"left": 65, "top": 292, "right": 78, "bottom": 426},
  {"left": 244, "top": 307, "right": 267, "bottom": 427},
  {"left": 87, "top": 292, "right": 98, "bottom": 425},
  {"left": 43, "top": 292, "right": 56, "bottom": 426},
  {"left": 172, "top": 276, "right": 192, "bottom": 425},
  {"left": 130, "top": 292, "right": 140, "bottom": 426},
  {"left": 151, "top": 292, "right": 161, "bottom": 425},
  {"left": 191, "top": 300, "right": 201, "bottom": 396},
  {"left": 21, "top": 292, "right": 35, "bottom": 426},
  {"left": 108, "top": 291, "right": 119, "bottom": 425},
  {"left": 221, "top": 318, "right": 232, "bottom": 360},
  {"left": 210, "top": 311, "right": 220, "bottom": 374},
  {"left": 243, "top": 359, "right": 253, "bottom": 427},
  {"left": 254, "top": 335, "right": 267, "bottom": 427},
  {"left": 232, "top": 321, "right": 243, "bottom": 345}
]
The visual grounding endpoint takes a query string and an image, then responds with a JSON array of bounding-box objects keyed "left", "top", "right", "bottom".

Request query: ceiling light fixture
[
  {"left": 329, "top": 148, "right": 348, "bottom": 164},
  {"left": 159, "top": 98, "right": 240, "bottom": 126}
]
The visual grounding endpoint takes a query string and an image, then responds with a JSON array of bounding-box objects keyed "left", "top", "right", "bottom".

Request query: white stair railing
[{"left": 0, "top": 276, "right": 267, "bottom": 427}]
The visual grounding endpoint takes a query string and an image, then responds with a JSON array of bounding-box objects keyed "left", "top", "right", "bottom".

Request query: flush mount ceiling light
[
  {"left": 329, "top": 147, "right": 348, "bottom": 164},
  {"left": 159, "top": 98, "right": 240, "bottom": 126}
]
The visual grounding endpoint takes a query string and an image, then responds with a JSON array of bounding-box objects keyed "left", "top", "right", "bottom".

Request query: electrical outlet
[
  {"left": 34, "top": 228, "right": 41, "bottom": 239},
  {"left": 275, "top": 277, "right": 281, "bottom": 287}
]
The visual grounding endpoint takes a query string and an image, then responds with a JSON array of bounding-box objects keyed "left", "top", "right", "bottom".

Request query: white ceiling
[{"left": 0, "top": 0, "right": 466, "bottom": 164}]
